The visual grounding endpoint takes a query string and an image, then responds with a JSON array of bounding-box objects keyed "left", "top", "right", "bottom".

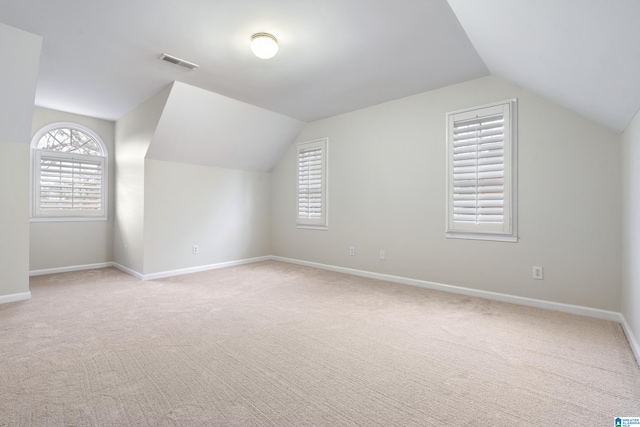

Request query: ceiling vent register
[{"left": 158, "top": 53, "right": 199, "bottom": 70}]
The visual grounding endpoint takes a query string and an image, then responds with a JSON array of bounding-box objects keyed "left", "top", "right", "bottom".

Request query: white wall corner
[{"left": 111, "top": 263, "right": 145, "bottom": 280}]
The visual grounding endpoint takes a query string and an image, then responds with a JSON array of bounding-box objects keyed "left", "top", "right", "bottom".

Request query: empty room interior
[{"left": 1, "top": 0, "right": 640, "bottom": 425}]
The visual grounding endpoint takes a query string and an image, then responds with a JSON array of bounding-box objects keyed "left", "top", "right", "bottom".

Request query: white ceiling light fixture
[{"left": 251, "top": 33, "right": 278, "bottom": 59}]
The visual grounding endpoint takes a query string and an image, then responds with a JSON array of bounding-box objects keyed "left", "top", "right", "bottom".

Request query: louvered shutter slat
[
  {"left": 447, "top": 100, "right": 516, "bottom": 240},
  {"left": 297, "top": 139, "right": 327, "bottom": 226},
  {"left": 38, "top": 156, "right": 103, "bottom": 211},
  {"left": 451, "top": 112, "right": 505, "bottom": 225},
  {"left": 298, "top": 146, "right": 323, "bottom": 219}
]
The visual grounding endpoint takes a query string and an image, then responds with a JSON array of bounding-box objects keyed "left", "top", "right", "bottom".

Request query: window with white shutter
[
  {"left": 297, "top": 138, "right": 328, "bottom": 229},
  {"left": 31, "top": 123, "right": 108, "bottom": 221},
  {"left": 446, "top": 100, "right": 517, "bottom": 242}
]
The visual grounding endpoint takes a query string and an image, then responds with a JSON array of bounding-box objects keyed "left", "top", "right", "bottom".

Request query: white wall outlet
[
  {"left": 532, "top": 266, "right": 543, "bottom": 280},
  {"left": 349, "top": 246, "right": 355, "bottom": 256},
  {"left": 193, "top": 245, "right": 199, "bottom": 254},
  {"left": 124, "top": 245, "right": 128, "bottom": 255},
  {"left": 379, "top": 249, "right": 386, "bottom": 260}
]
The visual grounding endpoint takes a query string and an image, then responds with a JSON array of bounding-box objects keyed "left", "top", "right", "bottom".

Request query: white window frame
[
  {"left": 30, "top": 122, "right": 108, "bottom": 222},
  {"left": 446, "top": 99, "right": 518, "bottom": 242},
  {"left": 297, "top": 137, "right": 328, "bottom": 230}
]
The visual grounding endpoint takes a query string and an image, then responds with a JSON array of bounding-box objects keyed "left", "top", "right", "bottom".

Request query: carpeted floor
[{"left": 1, "top": 261, "right": 638, "bottom": 426}]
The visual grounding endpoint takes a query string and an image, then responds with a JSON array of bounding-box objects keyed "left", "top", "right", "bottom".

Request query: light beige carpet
[{"left": 1, "top": 261, "right": 638, "bottom": 426}]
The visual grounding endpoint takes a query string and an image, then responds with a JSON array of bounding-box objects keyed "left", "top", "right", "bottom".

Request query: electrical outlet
[
  {"left": 532, "top": 266, "right": 543, "bottom": 280},
  {"left": 124, "top": 245, "right": 128, "bottom": 255},
  {"left": 349, "top": 246, "right": 355, "bottom": 256},
  {"left": 193, "top": 245, "right": 199, "bottom": 255},
  {"left": 379, "top": 250, "right": 386, "bottom": 260}
]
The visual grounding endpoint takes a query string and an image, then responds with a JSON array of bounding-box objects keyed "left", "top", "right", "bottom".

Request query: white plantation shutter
[
  {"left": 297, "top": 138, "right": 328, "bottom": 228},
  {"left": 298, "top": 148, "right": 322, "bottom": 218},
  {"left": 35, "top": 152, "right": 105, "bottom": 215},
  {"left": 446, "top": 100, "right": 517, "bottom": 241},
  {"left": 31, "top": 123, "right": 108, "bottom": 220},
  {"left": 452, "top": 114, "right": 505, "bottom": 224}
]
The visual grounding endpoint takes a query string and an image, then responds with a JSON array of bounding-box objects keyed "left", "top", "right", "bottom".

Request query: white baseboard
[
  {"left": 30, "top": 262, "right": 113, "bottom": 277},
  {"left": 112, "top": 256, "right": 272, "bottom": 281},
  {"left": 620, "top": 315, "right": 640, "bottom": 367},
  {"left": 31, "top": 257, "right": 272, "bottom": 282},
  {"left": 272, "top": 256, "right": 640, "bottom": 367},
  {"left": 271, "top": 256, "right": 622, "bottom": 322},
  {"left": 18, "top": 255, "right": 640, "bottom": 367},
  {"left": 141, "top": 256, "right": 272, "bottom": 280},
  {"left": 111, "top": 263, "right": 144, "bottom": 280},
  {"left": 0, "top": 291, "right": 31, "bottom": 305},
  {"left": 25, "top": 256, "right": 624, "bottom": 321}
]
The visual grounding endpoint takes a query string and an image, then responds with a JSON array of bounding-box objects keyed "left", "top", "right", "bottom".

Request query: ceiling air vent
[{"left": 158, "top": 53, "right": 199, "bottom": 70}]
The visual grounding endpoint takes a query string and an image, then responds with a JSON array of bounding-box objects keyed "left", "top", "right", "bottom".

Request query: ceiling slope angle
[
  {"left": 181, "top": 0, "right": 491, "bottom": 122},
  {"left": 147, "top": 82, "right": 305, "bottom": 172},
  {"left": 447, "top": 0, "right": 640, "bottom": 133},
  {"left": 0, "top": 0, "right": 488, "bottom": 123}
]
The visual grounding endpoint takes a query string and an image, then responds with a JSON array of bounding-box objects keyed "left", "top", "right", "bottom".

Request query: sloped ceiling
[
  {"left": 1, "top": 0, "right": 638, "bottom": 136},
  {"left": 0, "top": 0, "right": 486, "bottom": 123},
  {"left": 147, "top": 82, "right": 304, "bottom": 172},
  {"left": 447, "top": 0, "right": 640, "bottom": 133}
]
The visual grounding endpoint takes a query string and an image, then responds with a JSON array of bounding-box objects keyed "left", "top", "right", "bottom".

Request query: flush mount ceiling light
[{"left": 250, "top": 33, "right": 278, "bottom": 59}]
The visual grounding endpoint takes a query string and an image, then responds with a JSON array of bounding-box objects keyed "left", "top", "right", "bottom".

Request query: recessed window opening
[
  {"left": 297, "top": 138, "right": 328, "bottom": 230},
  {"left": 446, "top": 100, "right": 517, "bottom": 242},
  {"left": 30, "top": 123, "right": 108, "bottom": 221}
]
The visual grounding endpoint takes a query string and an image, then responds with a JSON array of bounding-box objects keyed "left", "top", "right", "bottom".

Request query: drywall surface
[
  {"left": 147, "top": 82, "right": 304, "bottom": 172},
  {"left": 143, "top": 159, "right": 271, "bottom": 274},
  {"left": 446, "top": 0, "right": 640, "bottom": 134},
  {"left": 271, "top": 76, "right": 621, "bottom": 311},
  {"left": 0, "top": 24, "right": 41, "bottom": 300},
  {"left": 113, "top": 85, "right": 171, "bottom": 273},
  {"left": 0, "top": 141, "right": 31, "bottom": 296},
  {"left": 29, "top": 108, "right": 115, "bottom": 271},
  {"left": 0, "top": 24, "right": 41, "bottom": 143},
  {"left": 622, "top": 109, "right": 640, "bottom": 349}
]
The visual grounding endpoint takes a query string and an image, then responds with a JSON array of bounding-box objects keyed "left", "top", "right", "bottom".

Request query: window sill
[
  {"left": 30, "top": 216, "right": 108, "bottom": 223},
  {"left": 297, "top": 224, "right": 328, "bottom": 231},
  {"left": 446, "top": 232, "right": 517, "bottom": 243}
]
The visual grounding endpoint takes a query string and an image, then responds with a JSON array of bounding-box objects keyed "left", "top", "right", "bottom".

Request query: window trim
[
  {"left": 445, "top": 99, "right": 518, "bottom": 242},
  {"left": 296, "top": 137, "right": 328, "bottom": 230},
  {"left": 30, "top": 122, "right": 109, "bottom": 222}
]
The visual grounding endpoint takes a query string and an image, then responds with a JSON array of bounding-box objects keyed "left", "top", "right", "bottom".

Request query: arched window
[{"left": 31, "top": 123, "right": 108, "bottom": 220}]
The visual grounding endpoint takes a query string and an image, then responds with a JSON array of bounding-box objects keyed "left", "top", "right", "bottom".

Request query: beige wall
[
  {"left": 29, "top": 107, "right": 115, "bottom": 271},
  {"left": 622, "top": 109, "right": 640, "bottom": 352},
  {"left": 0, "top": 25, "right": 41, "bottom": 144},
  {"left": 115, "top": 83, "right": 274, "bottom": 276},
  {"left": 113, "top": 85, "right": 172, "bottom": 273},
  {"left": 0, "top": 142, "right": 31, "bottom": 296},
  {"left": 0, "top": 24, "right": 41, "bottom": 300},
  {"left": 143, "top": 159, "right": 271, "bottom": 274},
  {"left": 271, "top": 76, "right": 622, "bottom": 311}
]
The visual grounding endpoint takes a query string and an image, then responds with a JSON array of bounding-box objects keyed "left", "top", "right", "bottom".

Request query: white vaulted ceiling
[
  {"left": 0, "top": 0, "right": 638, "bottom": 134},
  {"left": 147, "top": 82, "right": 304, "bottom": 172},
  {"left": 447, "top": 0, "right": 640, "bottom": 133},
  {"left": 0, "top": 0, "right": 487, "bottom": 123}
]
